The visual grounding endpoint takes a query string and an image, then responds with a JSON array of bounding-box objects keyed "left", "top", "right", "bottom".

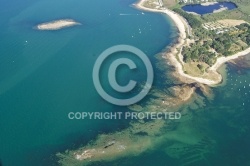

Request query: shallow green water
[{"left": 89, "top": 64, "right": 250, "bottom": 166}]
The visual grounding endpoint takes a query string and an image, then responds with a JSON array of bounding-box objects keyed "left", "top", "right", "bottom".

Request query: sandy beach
[
  {"left": 213, "top": 7, "right": 228, "bottom": 13},
  {"left": 135, "top": 0, "right": 250, "bottom": 85},
  {"left": 200, "top": 2, "right": 218, "bottom": 6},
  {"left": 210, "top": 47, "right": 250, "bottom": 71},
  {"left": 37, "top": 19, "right": 81, "bottom": 30},
  {"left": 186, "top": 11, "right": 200, "bottom": 16}
]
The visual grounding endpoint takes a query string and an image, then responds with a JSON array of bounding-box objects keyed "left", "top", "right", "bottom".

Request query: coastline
[
  {"left": 210, "top": 47, "right": 250, "bottom": 71},
  {"left": 135, "top": 0, "right": 250, "bottom": 86}
]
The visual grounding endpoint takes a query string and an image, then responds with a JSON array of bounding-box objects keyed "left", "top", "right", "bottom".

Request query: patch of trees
[
  {"left": 236, "top": 23, "right": 250, "bottom": 45},
  {"left": 182, "top": 43, "right": 216, "bottom": 66},
  {"left": 173, "top": 8, "right": 202, "bottom": 28},
  {"left": 197, "top": 64, "right": 205, "bottom": 72},
  {"left": 182, "top": 23, "right": 250, "bottom": 67}
]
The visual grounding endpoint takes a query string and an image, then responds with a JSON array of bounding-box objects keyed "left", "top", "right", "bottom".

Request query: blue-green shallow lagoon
[{"left": 0, "top": 0, "right": 250, "bottom": 166}]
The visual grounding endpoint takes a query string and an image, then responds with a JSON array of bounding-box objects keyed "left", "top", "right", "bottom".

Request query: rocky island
[{"left": 36, "top": 19, "right": 81, "bottom": 30}]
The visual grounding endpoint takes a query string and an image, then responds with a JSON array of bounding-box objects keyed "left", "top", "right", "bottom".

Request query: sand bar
[{"left": 36, "top": 19, "right": 81, "bottom": 30}]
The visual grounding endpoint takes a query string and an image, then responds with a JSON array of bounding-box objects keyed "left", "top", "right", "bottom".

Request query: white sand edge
[
  {"left": 37, "top": 19, "right": 81, "bottom": 30},
  {"left": 201, "top": 2, "right": 218, "bottom": 6}
]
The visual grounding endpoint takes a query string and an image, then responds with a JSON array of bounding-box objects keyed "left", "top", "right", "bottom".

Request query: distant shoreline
[
  {"left": 135, "top": 0, "right": 250, "bottom": 85},
  {"left": 36, "top": 19, "right": 81, "bottom": 30}
]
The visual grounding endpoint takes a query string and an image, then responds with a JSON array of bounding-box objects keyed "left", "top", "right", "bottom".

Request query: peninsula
[
  {"left": 36, "top": 19, "right": 81, "bottom": 30},
  {"left": 136, "top": 0, "right": 250, "bottom": 85}
]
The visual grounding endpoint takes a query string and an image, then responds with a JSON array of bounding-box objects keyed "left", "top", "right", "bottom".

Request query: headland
[{"left": 136, "top": 0, "right": 250, "bottom": 86}]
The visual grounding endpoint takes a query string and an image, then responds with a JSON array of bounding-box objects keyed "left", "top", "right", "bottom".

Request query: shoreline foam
[{"left": 135, "top": 0, "right": 250, "bottom": 85}]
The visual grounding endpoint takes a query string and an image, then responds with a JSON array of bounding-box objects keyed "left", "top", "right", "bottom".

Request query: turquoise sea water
[
  {"left": 0, "top": 0, "right": 176, "bottom": 165},
  {"left": 0, "top": 0, "right": 250, "bottom": 166}
]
